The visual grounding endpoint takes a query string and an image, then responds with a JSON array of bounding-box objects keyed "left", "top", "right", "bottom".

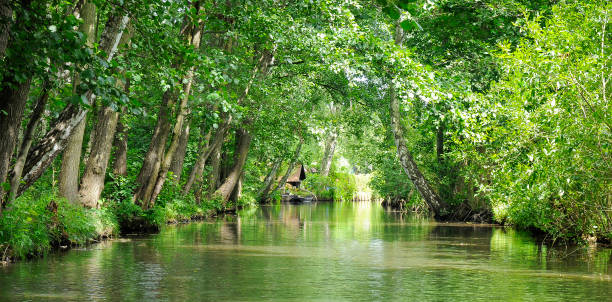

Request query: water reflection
[{"left": 0, "top": 201, "right": 610, "bottom": 301}]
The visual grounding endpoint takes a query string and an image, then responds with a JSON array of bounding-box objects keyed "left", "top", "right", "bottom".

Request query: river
[{"left": 1, "top": 201, "right": 610, "bottom": 301}]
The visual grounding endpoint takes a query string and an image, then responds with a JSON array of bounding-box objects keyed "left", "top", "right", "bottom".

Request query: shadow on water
[{"left": 0, "top": 200, "right": 610, "bottom": 301}]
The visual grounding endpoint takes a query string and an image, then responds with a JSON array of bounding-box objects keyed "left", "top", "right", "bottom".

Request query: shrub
[
  {"left": 237, "top": 192, "right": 257, "bottom": 208},
  {"left": 0, "top": 192, "right": 101, "bottom": 259},
  {"left": 304, "top": 173, "right": 357, "bottom": 201},
  {"left": 103, "top": 173, "right": 136, "bottom": 204}
]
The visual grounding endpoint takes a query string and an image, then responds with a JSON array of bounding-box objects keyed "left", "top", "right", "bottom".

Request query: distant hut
[{"left": 287, "top": 164, "right": 307, "bottom": 188}]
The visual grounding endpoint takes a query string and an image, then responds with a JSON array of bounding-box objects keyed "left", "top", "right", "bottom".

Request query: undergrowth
[{"left": 0, "top": 192, "right": 116, "bottom": 260}]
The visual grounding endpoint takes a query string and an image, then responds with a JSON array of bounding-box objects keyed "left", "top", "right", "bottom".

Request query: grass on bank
[{"left": 0, "top": 176, "right": 256, "bottom": 261}]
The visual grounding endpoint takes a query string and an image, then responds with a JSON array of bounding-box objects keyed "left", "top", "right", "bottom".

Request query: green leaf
[
  {"left": 398, "top": 0, "right": 417, "bottom": 10},
  {"left": 382, "top": 6, "right": 400, "bottom": 20},
  {"left": 400, "top": 20, "right": 417, "bottom": 32},
  {"left": 80, "top": 94, "right": 90, "bottom": 106}
]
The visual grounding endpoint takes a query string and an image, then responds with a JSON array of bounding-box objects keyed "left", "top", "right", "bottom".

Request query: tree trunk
[
  {"left": 148, "top": 23, "right": 203, "bottom": 206},
  {"left": 0, "top": 78, "right": 32, "bottom": 209},
  {"left": 78, "top": 106, "right": 119, "bottom": 207},
  {"left": 390, "top": 93, "right": 450, "bottom": 218},
  {"left": 320, "top": 130, "right": 337, "bottom": 176},
  {"left": 206, "top": 137, "right": 223, "bottom": 194},
  {"left": 273, "top": 138, "right": 303, "bottom": 194},
  {"left": 228, "top": 128, "right": 245, "bottom": 204},
  {"left": 11, "top": 11, "right": 130, "bottom": 199},
  {"left": 0, "top": 0, "right": 11, "bottom": 58},
  {"left": 229, "top": 170, "right": 243, "bottom": 204},
  {"left": 0, "top": 1, "right": 34, "bottom": 208},
  {"left": 78, "top": 22, "right": 132, "bottom": 208},
  {"left": 436, "top": 124, "right": 444, "bottom": 163},
  {"left": 16, "top": 104, "right": 87, "bottom": 198},
  {"left": 82, "top": 100, "right": 97, "bottom": 164},
  {"left": 389, "top": 20, "right": 450, "bottom": 219},
  {"left": 58, "top": 118, "right": 86, "bottom": 204},
  {"left": 112, "top": 107, "right": 128, "bottom": 176},
  {"left": 257, "top": 158, "right": 282, "bottom": 202},
  {"left": 183, "top": 115, "right": 230, "bottom": 195},
  {"left": 37, "top": 107, "right": 49, "bottom": 141},
  {"left": 213, "top": 128, "right": 252, "bottom": 204},
  {"left": 132, "top": 90, "right": 175, "bottom": 206},
  {"left": 169, "top": 122, "right": 190, "bottom": 183},
  {"left": 206, "top": 47, "right": 276, "bottom": 204},
  {"left": 58, "top": 0, "right": 96, "bottom": 204}
]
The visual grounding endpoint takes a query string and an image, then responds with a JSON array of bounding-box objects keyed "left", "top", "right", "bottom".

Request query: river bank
[
  {"left": 0, "top": 192, "right": 227, "bottom": 265},
  {"left": 3, "top": 195, "right": 610, "bottom": 266},
  {"left": 1, "top": 201, "right": 610, "bottom": 301}
]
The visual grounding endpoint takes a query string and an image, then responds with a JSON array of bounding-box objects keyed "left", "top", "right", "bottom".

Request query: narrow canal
[{"left": 1, "top": 201, "right": 610, "bottom": 301}]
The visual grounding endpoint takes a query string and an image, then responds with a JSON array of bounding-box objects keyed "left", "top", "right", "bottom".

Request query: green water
[{"left": 1, "top": 201, "right": 611, "bottom": 301}]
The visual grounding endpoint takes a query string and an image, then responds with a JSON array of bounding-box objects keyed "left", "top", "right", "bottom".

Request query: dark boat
[{"left": 282, "top": 194, "right": 314, "bottom": 203}]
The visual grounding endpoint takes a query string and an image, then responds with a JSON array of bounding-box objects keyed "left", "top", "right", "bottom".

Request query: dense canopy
[{"left": 0, "top": 0, "right": 610, "bottom": 259}]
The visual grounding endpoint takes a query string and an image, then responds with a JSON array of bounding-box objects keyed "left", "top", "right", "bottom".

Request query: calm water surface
[{"left": 1, "top": 201, "right": 611, "bottom": 301}]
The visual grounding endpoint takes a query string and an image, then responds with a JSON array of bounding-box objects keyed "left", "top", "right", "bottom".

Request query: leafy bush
[
  {"left": 155, "top": 173, "right": 182, "bottom": 208},
  {"left": 333, "top": 172, "right": 357, "bottom": 201},
  {"left": 164, "top": 198, "right": 207, "bottom": 223},
  {"left": 103, "top": 173, "right": 136, "bottom": 204},
  {"left": 303, "top": 174, "right": 335, "bottom": 200},
  {"left": 89, "top": 207, "right": 119, "bottom": 238},
  {"left": 236, "top": 192, "right": 257, "bottom": 208},
  {"left": 450, "top": 1, "right": 612, "bottom": 241},
  {"left": 304, "top": 172, "right": 357, "bottom": 201},
  {"left": 0, "top": 192, "right": 105, "bottom": 259}
]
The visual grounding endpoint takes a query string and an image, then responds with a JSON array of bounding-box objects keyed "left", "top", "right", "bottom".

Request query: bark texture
[
  {"left": 132, "top": 90, "right": 175, "bottom": 207},
  {"left": 169, "top": 123, "right": 190, "bottom": 182},
  {"left": 0, "top": 0, "right": 11, "bottom": 58},
  {"left": 0, "top": 2, "right": 33, "bottom": 207},
  {"left": 58, "top": 118, "right": 86, "bottom": 203},
  {"left": 12, "top": 11, "right": 130, "bottom": 199},
  {"left": 229, "top": 170, "right": 243, "bottom": 204},
  {"left": 205, "top": 137, "right": 223, "bottom": 195},
  {"left": 183, "top": 115, "right": 229, "bottom": 195},
  {"left": 9, "top": 83, "right": 50, "bottom": 202},
  {"left": 389, "top": 20, "right": 450, "bottom": 219},
  {"left": 257, "top": 158, "right": 282, "bottom": 202},
  {"left": 58, "top": 0, "right": 96, "bottom": 204},
  {"left": 112, "top": 108, "right": 128, "bottom": 176},
  {"left": 78, "top": 21, "right": 132, "bottom": 207},
  {"left": 320, "top": 130, "right": 337, "bottom": 176},
  {"left": 78, "top": 106, "right": 119, "bottom": 207},
  {"left": 142, "top": 14, "right": 203, "bottom": 207},
  {"left": 0, "top": 78, "right": 32, "bottom": 208},
  {"left": 214, "top": 128, "right": 252, "bottom": 203},
  {"left": 390, "top": 95, "right": 450, "bottom": 218}
]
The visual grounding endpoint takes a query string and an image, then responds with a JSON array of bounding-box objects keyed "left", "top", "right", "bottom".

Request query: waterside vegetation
[{"left": 0, "top": 0, "right": 610, "bottom": 261}]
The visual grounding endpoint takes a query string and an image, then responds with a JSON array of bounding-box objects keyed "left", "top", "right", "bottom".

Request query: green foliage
[
  {"left": 237, "top": 193, "right": 258, "bottom": 209},
  {"left": 269, "top": 190, "right": 282, "bottom": 203},
  {"left": 164, "top": 199, "right": 205, "bottom": 223},
  {"left": 304, "top": 174, "right": 335, "bottom": 200},
  {"left": 304, "top": 173, "right": 357, "bottom": 201},
  {"left": 111, "top": 200, "right": 146, "bottom": 228},
  {"left": 333, "top": 173, "right": 357, "bottom": 202},
  {"left": 449, "top": 0, "right": 612, "bottom": 241},
  {"left": 2, "top": 0, "right": 609, "bottom": 261},
  {"left": 103, "top": 174, "right": 136, "bottom": 204},
  {"left": 0, "top": 192, "right": 113, "bottom": 259}
]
